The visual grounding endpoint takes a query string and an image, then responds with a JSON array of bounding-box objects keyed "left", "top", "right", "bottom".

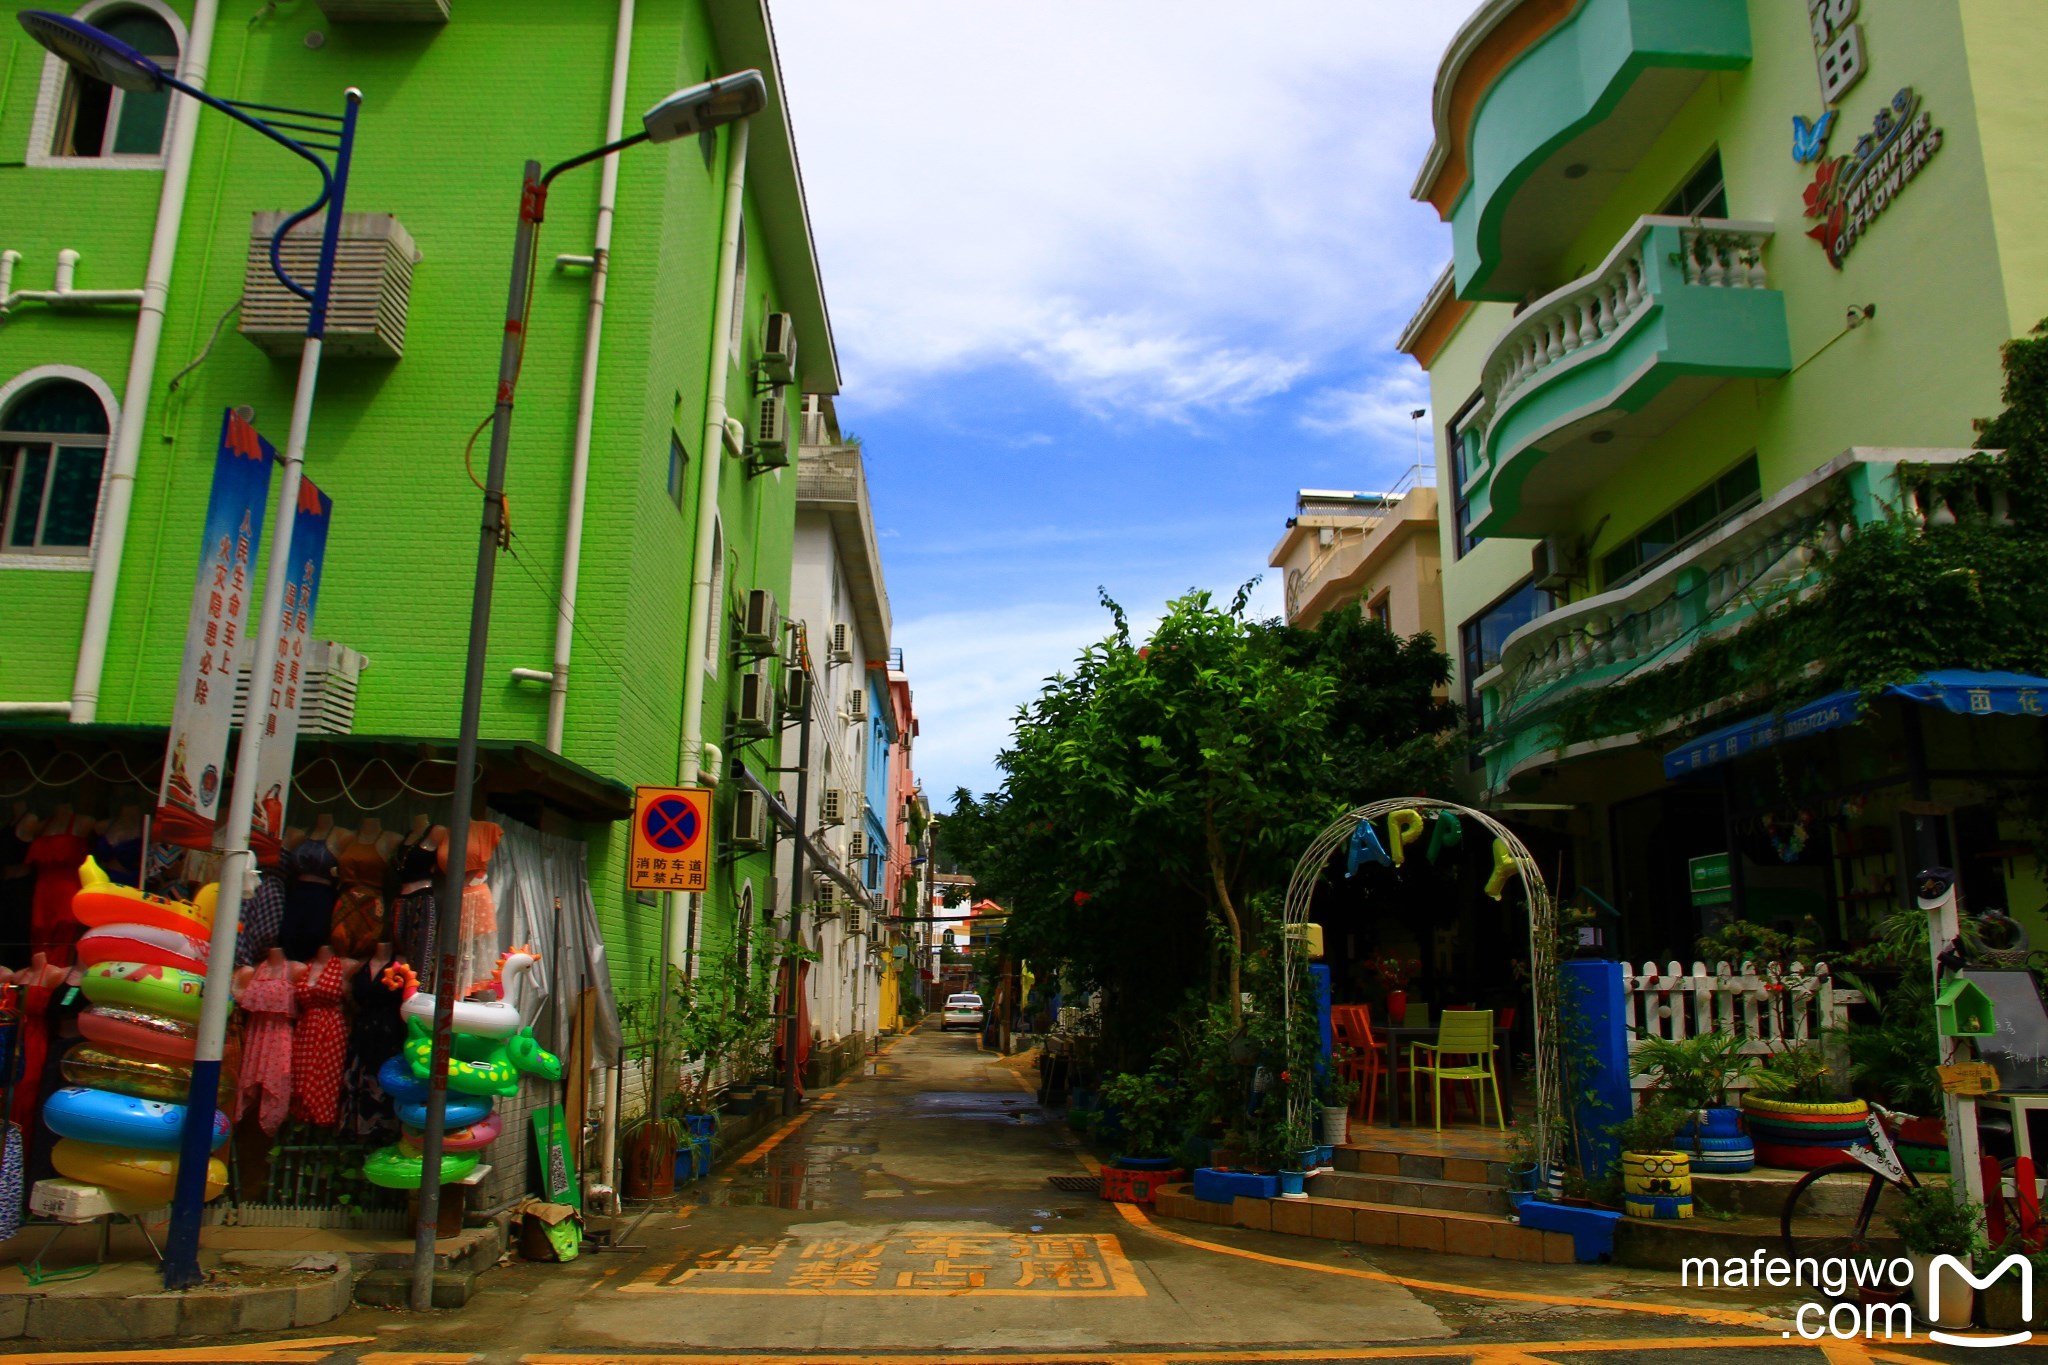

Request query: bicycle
[{"left": 1779, "top": 1104, "right": 1921, "bottom": 1264}]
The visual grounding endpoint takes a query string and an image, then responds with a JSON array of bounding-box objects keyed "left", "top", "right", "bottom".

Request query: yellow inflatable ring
[
  {"left": 1386, "top": 809, "right": 1424, "bottom": 867},
  {"left": 70, "top": 858, "right": 216, "bottom": 938},
  {"left": 51, "top": 1138, "right": 226, "bottom": 1204}
]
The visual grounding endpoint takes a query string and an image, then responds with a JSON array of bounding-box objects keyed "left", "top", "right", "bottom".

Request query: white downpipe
[
  {"left": 546, "top": 0, "right": 636, "bottom": 755},
  {"left": 673, "top": 117, "right": 750, "bottom": 968},
  {"left": 69, "top": 0, "right": 220, "bottom": 723}
]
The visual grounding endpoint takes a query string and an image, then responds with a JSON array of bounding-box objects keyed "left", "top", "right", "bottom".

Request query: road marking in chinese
[{"left": 620, "top": 1231, "right": 1143, "bottom": 1297}]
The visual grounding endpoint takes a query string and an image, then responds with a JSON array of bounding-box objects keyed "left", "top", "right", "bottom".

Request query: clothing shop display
[
  {"left": 330, "top": 840, "right": 389, "bottom": 958},
  {"left": 93, "top": 828, "right": 143, "bottom": 890},
  {"left": 25, "top": 983, "right": 86, "bottom": 1192},
  {"left": 391, "top": 835, "right": 438, "bottom": 972},
  {"left": 279, "top": 840, "right": 339, "bottom": 962},
  {"left": 26, "top": 817, "right": 92, "bottom": 965},
  {"left": 290, "top": 954, "right": 349, "bottom": 1127},
  {"left": 237, "top": 869, "right": 286, "bottom": 968},
  {"left": 7, "top": 982, "right": 54, "bottom": 1138},
  {"left": 0, "top": 825, "right": 33, "bottom": 964},
  {"left": 441, "top": 822, "right": 503, "bottom": 997},
  {"left": 340, "top": 950, "right": 406, "bottom": 1136},
  {"left": 0, "top": 1123, "right": 21, "bottom": 1243},
  {"left": 237, "top": 956, "right": 297, "bottom": 1135}
]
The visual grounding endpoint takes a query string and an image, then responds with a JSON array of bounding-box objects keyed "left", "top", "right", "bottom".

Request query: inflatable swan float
[{"left": 385, "top": 947, "right": 545, "bottom": 1038}]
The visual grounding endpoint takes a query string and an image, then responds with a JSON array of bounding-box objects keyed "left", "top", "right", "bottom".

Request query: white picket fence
[{"left": 1622, "top": 960, "right": 1864, "bottom": 1094}]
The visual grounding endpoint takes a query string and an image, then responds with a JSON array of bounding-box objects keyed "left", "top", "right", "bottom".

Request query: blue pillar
[
  {"left": 1561, "top": 959, "right": 1631, "bottom": 1180},
  {"left": 1311, "top": 964, "right": 1334, "bottom": 1063}
]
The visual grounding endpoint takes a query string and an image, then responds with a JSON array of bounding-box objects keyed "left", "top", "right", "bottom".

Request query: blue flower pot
[
  {"left": 1277, "top": 1169, "right": 1307, "bottom": 1197},
  {"left": 1314, "top": 1144, "right": 1335, "bottom": 1166}
]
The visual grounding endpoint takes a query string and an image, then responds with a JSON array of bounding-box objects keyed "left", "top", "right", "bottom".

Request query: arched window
[
  {"left": 1, "top": 378, "right": 111, "bottom": 555},
  {"left": 48, "top": 5, "right": 179, "bottom": 159}
]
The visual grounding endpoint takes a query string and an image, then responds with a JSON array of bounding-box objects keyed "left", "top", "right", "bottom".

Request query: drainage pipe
[
  {"left": 69, "top": 0, "right": 221, "bottom": 723},
  {"left": 672, "top": 115, "right": 750, "bottom": 966},
  {"left": 0, "top": 249, "right": 147, "bottom": 320},
  {"left": 546, "top": 0, "right": 636, "bottom": 754}
]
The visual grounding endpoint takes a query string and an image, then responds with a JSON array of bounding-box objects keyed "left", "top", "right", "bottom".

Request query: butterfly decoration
[{"left": 1791, "top": 109, "right": 1837, "bottom": 164}]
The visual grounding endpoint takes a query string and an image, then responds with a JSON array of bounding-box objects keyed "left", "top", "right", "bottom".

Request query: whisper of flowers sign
[{"left": 1801, "top": 85, "right": 1944, "bottom": 270}]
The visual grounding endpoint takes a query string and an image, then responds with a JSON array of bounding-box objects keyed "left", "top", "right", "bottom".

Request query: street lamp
[
  {"left": 17, "top": 11, "right": 363, "bottom": 1292},
  {"left": 411, "top": 68, "right": 766, "bottom": 1310}
]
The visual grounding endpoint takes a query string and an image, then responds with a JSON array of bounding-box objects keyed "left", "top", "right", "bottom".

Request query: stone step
[
  {"left": 1610, "top": 1208, "right": 1902, "bottom": 1270},
  {"left": 1333, "top": 1143, "right": 1508, "bottom": 1188},
  {"left": 1689, "top": 1168, "right": 1911, "bottom": 1220},
  {"left": 1307, "top": 1169, "right": 1506, "bottom": 1216},
  {"left": 353, "top": 1268, "right": 479, "bottom": 1309},
  {"left": 1152, "top": 1184, "right": 1575, "bottom": 1265}
]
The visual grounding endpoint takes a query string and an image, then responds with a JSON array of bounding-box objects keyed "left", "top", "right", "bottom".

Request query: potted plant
[
  {"left": 1320, "top": 1054, "right": 1360, "bottom": 1147},
  {"left": 1373, "top": 957, "right": 1420, "bottom": 1026},
  {"left": 1504, "top": 1125, "right": 1541, "bottom": 1197},
  {"left": 1887, "top": 1183, "right": 1986, "bottom": 1329},
  {"left": 621, "top": 1110, "right": 681, "bottom": 1198},
  {"left": 1630, "top": 1032, "right": 1759, "bottom": 1172},
  {"left": 1274, "top": 1107, "right": 1317, "bottom": 1200},
  {"left": 1608, "top": 1100, "right": 1693, "bottom": 1220},
  {"left": 1741, "top": 1041, "right": 1870, "bottom": 1170},
  {"left": 1097, "top": 1059, "right": 1186, "bottom": 1204},
  {"left": 1980, "top": 1244, "right": 2046, "bottom": 1333}
]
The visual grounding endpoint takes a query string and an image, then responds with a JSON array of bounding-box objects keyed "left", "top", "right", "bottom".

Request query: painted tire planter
[
  {"left": 1740, "top": 1095, "right": 1868, "bottom": 1118},
  {"left": 1683, "top": 1133, "right": 1756, "bottom": 1174},
  {"left": 78, "top": 1006, "right": 198, "bottom": 1061},
  {"left": 363, "top": 1145, "right": 480, "bottom": 1190},
  {"left": 77, "top": 923, "right": 208, "bottom": 974},
  {"left": 395, "top": 1095, "right": 493, "bottom": 1131},
  {"left": 1742, "top": 1095, "right": 1869, "bottom": 1170},
  {"left": 44, "top": 1087, "right": 228, "bottom": 1152},
  {"left": 1890, "top": 1115, "right": 1950, "bottom": 1173},
  {"left": 51, "top": 1139, "right": 226, "bottom": 1204},
  {"left": 1622, "top": 1151, "right": 1692, "bottom": 1200},
  {"left": 1100, "top": 1159, "right": 1183, "bottom": 1205},
  {"left": 398, "top": 1112, "right": 504, "bottom": 1154},
  {"left": 80, "top": 961, "right": 206, "bottom": 1022},
  {"left": 1623, "top": 1193, "right": 1694, "bottom": 1220}
]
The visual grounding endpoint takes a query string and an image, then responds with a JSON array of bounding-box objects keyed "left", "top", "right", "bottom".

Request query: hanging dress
[
  {"left": 340, "top": 956, "right": 406, "bottom": 1137},
  {"left": 391, "top": 835, "right": 439, "bottom": 971},
  {"left": 25, "top": 817, "right": 91, "bottom": 966},
  {"left": 279, "top": 840, "right": 339, "bottom": 962},
  {"left": 237, "top": 869, "right": 286, "bottom": 967},
  {"left": 439, "top": 823, "right": 503, "bottom": 998},
  {"left": 237, "top": 958, "right": 298, "bottom": 1136},
  {"left": 93, "top": 828, "right": 144, "bottom": 889},
  {"left": 5, "top": 982, "right": 52, "bottom": 1140},
  {"left": 25, "top": 983, "right": 86, "bottom": 1192},
  {"left": 290, "top": 955, "right": 349, "bottom": 1127},
  {"left": 329, "top": 840, "right": 389, "bottom": 958}
]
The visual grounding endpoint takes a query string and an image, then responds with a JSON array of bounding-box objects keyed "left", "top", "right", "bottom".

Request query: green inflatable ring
[{"left": 363, "top": 1144, "right": 480, "bottom": 1189}]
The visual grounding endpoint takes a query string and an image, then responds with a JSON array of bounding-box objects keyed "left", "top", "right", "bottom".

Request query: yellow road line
[
  {"left": 0, "top": 1336, "right": 374, "bottom": 1365},
  {"left": 1111, "top": 1199, "right": 1773, "bottom": 1329},
  {"left": 359, "top": 1354, "right": 483, "bottom": 1365},
  {"left": 519, "top": 1339, "right": 1877, "bottom": 1365}
]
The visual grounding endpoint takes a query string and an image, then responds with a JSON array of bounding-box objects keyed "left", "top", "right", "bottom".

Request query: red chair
[{"left": 1331, "top": 1004, "right": 1383, "bottom": 1125}]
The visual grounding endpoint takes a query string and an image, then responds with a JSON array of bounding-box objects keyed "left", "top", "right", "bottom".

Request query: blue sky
[{"left": 774, "top": 2, "right": 1470, "bottom": 799}]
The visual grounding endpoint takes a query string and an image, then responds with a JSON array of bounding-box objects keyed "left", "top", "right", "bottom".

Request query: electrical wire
[{"left": 0, "top": 747, "right": 158, "bottom": 799}]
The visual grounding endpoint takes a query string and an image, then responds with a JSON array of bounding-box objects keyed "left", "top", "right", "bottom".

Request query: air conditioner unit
[
  {"left": 736, "top": 667, "right": 774, "bottom": 737},
  {"left": 820, "top": 788, "right": 847, "bottom": 826},
  {"left": 829, "top": 623, "right": 852, "bottom": 664},
  {"left": 760, "top": 312, "right": 798, "bottom": 385},
  {"left": 241, "top": 212, "right": 419, "bottom": 358},
  {"left": 848, "top": 830, "right": 867, "bottom": 859},
  {"left": 765, "top": 875, "right": 781, "bottom": 915},
  {"left": 846, "top": 689, "right": 868, "bottom": 723},
  {"left": 781, "top": 667, "right": 809, "bottom": 714},
  {"left": 755, "top": 389, "right": 790, "bottom": 468},
  {"left": 731, "top": 788, "right": 767, "bottom": 850},
  {"left": 1530, "top": 535, "right": 1580, "bottom": 592},
  {"left": 742, "top": 588, "right": 780, "bottom": 648},
  {"left": 845, "top": 903, "right": 865, "bottom": 936}
]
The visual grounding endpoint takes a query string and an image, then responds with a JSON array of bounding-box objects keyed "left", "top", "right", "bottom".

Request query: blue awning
[{"left": 1662, "top": 671, "right": 2048, "bottom": 779}]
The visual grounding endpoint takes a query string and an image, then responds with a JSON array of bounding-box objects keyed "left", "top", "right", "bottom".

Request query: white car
[{"left": 941, "top": 992, "right": 984, "bottom": 1031}]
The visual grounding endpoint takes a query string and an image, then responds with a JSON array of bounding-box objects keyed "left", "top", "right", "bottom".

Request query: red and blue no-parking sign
[{"left": 629, "top": 785, "right": 713, "bottom": 891}]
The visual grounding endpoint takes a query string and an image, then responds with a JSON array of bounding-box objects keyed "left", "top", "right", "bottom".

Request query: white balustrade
[{"left": 1622, "top": 959, "right": 1863, "bottom": 1094}]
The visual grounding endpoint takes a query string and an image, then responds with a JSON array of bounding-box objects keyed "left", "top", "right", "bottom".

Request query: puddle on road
[
  {"left": 904, "top": 1092, "right": 1051, "bottom": 1124},
  {"left": 706, "top": 1139, "right": 882, "bottom": 1210}
]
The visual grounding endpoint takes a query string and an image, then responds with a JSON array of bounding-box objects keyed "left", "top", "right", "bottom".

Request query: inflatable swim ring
[
  {"left": 403, "top": 1030, "right": 519, "bottom": 1097},
  {"left": 396, "top": 950, "right": 542, "bottom": 1039},
  {"left": 399, "top": 1112, "right": 503, "bottom": 1154},
  {"left": 44, "top": 1086, "right": 228, "bottom": 1152},
  {"left": 61, "top": 1044, "right": 224, "bottom": 1105},
  {"left": 395, "top": 1094, "right": 493, "bottom": 1130},
  {"left": 82, "top": 961, "right": 205, "bottom": 1022},
  {"left": 51, "top": 1138, "right": 226, "bottom": 1203},
  {"left": 363, "top": 1145, "right": 480, "bottom": 1189},
  {"left": 78, "top": 923, "right": 208, "bottom": 974},
  {"left": 70, "top": 858, "right": 216, "bottom": 938},
  {"left": 78, "top": 1006, "right": 198, "bottom": 1061},
  {"left": 378, "top": 1054, "right": 429, "bottom": 1104}
]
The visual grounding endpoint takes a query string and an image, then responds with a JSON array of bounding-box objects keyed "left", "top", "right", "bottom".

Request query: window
[
  {"left": 50, "top": 7, "right": 178, "bottom": 159},
  {"left": 1, "top": 379, "right": 112, "bottom": 555},
  {"left": 1600, "top": 455, "right": 1761, "bottom": 587},
  {"left": 1446, "top": 392, "right": 1486, "bottom": 558},
  {"left": 1459, "top": 578, "right": 1553, "bottom": 756},
  {"left": 1367, "top": 591, "right": 1392, "bottom": 630},
  {"left": 729, "top": 224, "right": 748, "bottom": 351},
  {"left": 667, "top": 434, "right": 688, "bottom": 508},
  {"left": 1663, "top": 149, "right": 1728, "bottom": 220}
]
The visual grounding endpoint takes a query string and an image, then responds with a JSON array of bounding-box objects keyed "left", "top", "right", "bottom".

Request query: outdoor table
[{"left": 1379, "top": 1024, "right": 1514, "bottom": 1128}]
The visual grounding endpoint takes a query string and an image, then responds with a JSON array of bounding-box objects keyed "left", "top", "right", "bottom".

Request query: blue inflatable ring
[
  {"left": 396, "top": 1094, "right": 492, "bottom": 1130},
  {"left": 45, "top": 1086, "right": 228, "bottom": 1152},
  {"left": 379, "top": 1054, "right": 430, "bottom": 1103}
]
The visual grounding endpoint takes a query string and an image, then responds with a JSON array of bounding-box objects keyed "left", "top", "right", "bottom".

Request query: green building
[
  {"left": 0, "top": 0, "right": 835, "bottom": 1197},
  {"left": 1398, "top": 0, "right": 2048, "bottom": 963}
]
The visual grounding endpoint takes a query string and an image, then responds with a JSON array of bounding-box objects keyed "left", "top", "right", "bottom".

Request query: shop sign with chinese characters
[{"left": 629, "top": 785, "right": 712, "bottom": 892}]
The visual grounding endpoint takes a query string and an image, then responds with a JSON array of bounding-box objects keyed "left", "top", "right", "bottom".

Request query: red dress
[
  {"left": 439, "top": 823, "right": 502, "bottom": 997},
  {"left": 27, "top": 820, "right": 91, "bottom": 966},
  {"left": 6, "top": 984, "right": 53, "bottom": 1135},
  {"left": 237, "top": 959, "right": 297, "bottom": 1135},
  {"left": 289, "top": 956, "right": 349, "bottom": 1127}
]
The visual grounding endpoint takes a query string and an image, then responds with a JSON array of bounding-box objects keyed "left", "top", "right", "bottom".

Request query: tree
[{"left": 947, "top": 588, "right": 1457, "bottom": 1053}]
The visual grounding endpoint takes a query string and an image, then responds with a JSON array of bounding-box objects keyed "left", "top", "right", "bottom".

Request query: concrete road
[{"left": 57, "top": 1025, "right": 1999, "bottom": 1364}]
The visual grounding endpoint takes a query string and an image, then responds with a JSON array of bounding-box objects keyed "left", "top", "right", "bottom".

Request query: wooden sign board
[{"left": 1938, "top": 1061, "right": 2001, "bottom": 1096}]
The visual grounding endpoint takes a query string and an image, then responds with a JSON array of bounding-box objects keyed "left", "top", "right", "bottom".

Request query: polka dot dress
[{"left": 290, "top": 956, "right": 349, "bottom": 1127}]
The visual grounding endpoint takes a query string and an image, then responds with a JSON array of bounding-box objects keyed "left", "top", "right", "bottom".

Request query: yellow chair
[{"left": 1407, "top": 1008, "right": 1503, "bottom": 1131}]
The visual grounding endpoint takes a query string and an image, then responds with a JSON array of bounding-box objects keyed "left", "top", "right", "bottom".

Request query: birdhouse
[{"left": 1936, "top": 978, "right": 1997, "bottom": 1038}]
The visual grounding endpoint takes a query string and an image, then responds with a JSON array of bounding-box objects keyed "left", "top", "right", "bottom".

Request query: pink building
[{"left": 883, "top": 650, "right": 919, "bottom": 916}]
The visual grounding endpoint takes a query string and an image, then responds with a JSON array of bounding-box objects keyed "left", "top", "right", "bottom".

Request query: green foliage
[
  {"left": 1099, "top": 1057, "right": 1185, "bottom": 1159},
  {"left": 1840, "top": 972, "right": 1941, "bottom": 1116},
  {"left": 1889, "top": 1182, "right": 1988, "bottom": 1259},
  {"left": 1607, "top": 1098, "right": 1686, "bottom": 1155},
  {"left": 1629, "top": 1032, "right": 1760, "bottom": 1112},
  {"left": 940, "top": 590, "right": 1457, "bottom": 1061},
  {"left": 1749, "top": 1042, "right": 1844, "bottom": 1105},
  {"left": 659, "top": 917, "right": 794, "bottom": 1114},
  {"left": 1695, "top": 919, "right": 1818, "bottom": 969}
]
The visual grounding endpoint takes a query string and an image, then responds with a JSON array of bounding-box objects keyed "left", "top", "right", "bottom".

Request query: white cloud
[
  {"left": 773, "top": 1, "right": 1465, "bottom": 421},
  {"left": 1301, "top": 367, "right": 1435, "bottom": 457}
]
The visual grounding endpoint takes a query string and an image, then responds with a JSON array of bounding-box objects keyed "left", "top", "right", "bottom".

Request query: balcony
[
  {"left": 1273, "top": 468, "right": 1437, "bottom": 628},
  {"left": 1460, "top": 216, "right": 1790, "bottom": 539},
  {"left": 1425, "top": 0, "right": 1752, "bottom": 301},
  {"left": 798, "top": 444, "right": 892, "bottom": 653},
  {"left": 1473, "top": 448, "right": 1975, "bottom": 789}
]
